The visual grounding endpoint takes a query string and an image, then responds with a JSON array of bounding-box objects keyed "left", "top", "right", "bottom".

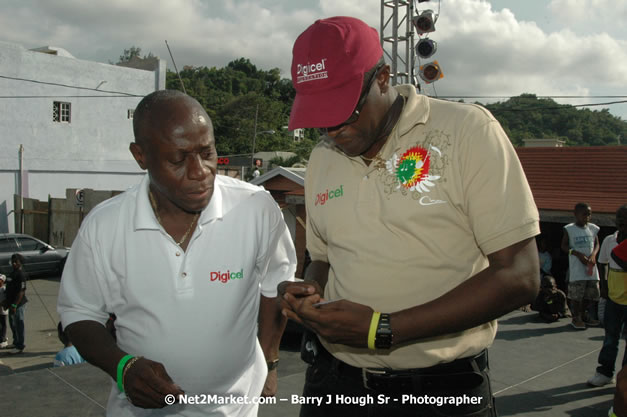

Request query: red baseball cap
[{"left": 288, "top": 16, "right": 383, "bottom": 130}]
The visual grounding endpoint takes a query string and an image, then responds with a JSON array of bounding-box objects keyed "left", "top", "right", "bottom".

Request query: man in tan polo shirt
[{"left": 280, "top": 16, "right": 540, "bottom": 417}]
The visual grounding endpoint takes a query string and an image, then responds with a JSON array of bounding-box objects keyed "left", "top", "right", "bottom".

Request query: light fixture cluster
[{"left": 412, "top": 1, "right": 443, "bottom": 85}]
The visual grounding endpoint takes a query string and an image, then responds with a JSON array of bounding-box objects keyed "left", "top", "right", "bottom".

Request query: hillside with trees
[
  {"left": 483, "top": 94, "right": 626, "bottom": 147},
  {"left": 164, "top": 58, "right": 318, "bottom": 161},
  {"left": 155, "top": 54, "right": 626, "bottom": 161}
]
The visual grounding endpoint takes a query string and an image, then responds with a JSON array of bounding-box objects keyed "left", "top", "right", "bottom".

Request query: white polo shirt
[{"left": 58, "top": 174, "right": 296, "bottom": 417}]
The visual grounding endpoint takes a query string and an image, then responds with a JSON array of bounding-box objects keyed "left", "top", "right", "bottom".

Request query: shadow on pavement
[
  {"left": 497, "top": 382, "right": 614, "bottom": 416},
  {"left": 496, "top": 323, "right": 574, "bottom": 341}
]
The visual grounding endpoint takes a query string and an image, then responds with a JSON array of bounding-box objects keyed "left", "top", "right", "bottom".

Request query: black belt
[{"left": 324, "top": 347, "right": 488, "bottom": 392}]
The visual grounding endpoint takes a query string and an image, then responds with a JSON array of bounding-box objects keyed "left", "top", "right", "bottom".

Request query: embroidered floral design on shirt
[
  {"left": 386, "top": 146, "right": 441, "bottom": 193},
  {"left": 377, "top": 130, "right": 451, "bottom": 200}
]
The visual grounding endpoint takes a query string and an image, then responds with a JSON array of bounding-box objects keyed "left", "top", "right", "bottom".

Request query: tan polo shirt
[{"left": 305, "top": 85, "right": 540, "bottom": 369}]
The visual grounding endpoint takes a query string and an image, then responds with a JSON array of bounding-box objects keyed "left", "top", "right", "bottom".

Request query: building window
[
  {"left": 127, "top": 109, "right": 134, "bottom": 119},
  {"left": 53, "top": 101, "right": 71, "bottom": 123}
]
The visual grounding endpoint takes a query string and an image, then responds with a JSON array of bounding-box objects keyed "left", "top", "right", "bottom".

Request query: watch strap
[
  {"left": 375, "top": 313, "right": 393, "bottom": 349},
  {"left": 267, "top": 358, "right": 279, "bottom": 371}
]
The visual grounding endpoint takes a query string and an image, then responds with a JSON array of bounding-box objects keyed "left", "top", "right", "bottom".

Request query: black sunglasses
[{"left": 318, "top": 64, "right": 384, "bottom": 135}]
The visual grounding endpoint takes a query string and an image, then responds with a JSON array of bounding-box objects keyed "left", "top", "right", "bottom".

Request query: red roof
[{"left": 516, "top": 146, "right": 627, "bottom": 214}]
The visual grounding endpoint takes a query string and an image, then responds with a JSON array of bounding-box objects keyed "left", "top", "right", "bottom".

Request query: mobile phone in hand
[{"left": 312, "top": 298, "right": 344, "bottom": 308}]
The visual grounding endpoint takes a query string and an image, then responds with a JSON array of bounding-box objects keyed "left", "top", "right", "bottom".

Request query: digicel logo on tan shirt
[
  {"left": 210, "top": 269, "right": 243, "bottom": 283},
  {"left": 315, "top": 185, "right": 344, "bottom": 206}
]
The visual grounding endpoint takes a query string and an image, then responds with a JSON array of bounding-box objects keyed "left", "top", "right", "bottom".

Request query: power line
[
  {"left": 487, "top": 100, "right": 627, "bottom": 113},
  {"left": 438, "top": 95, "right": 627, "bottom": 99},
  {"left": 0, "top": 95, "right": 143, "bottom": 99},
  {"left": 0, "top": 74, "right": 143, "bottom": 96}
]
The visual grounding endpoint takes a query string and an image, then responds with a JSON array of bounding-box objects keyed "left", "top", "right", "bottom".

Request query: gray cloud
[{"left": 0, "top": 0, "right": 625, "bottom": 119}]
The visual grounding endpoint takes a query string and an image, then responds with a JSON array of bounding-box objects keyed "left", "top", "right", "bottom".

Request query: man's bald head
[
  {"left": 129, "top": 89, "right": 218, "bottom": 213},
  {"left": 132, "top": 90, "right": 212, "bottom": 147}
]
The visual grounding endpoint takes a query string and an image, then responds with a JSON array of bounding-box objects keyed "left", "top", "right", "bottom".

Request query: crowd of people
[{"left": 0, "top": 14, "right": 624, "bottom": 417}]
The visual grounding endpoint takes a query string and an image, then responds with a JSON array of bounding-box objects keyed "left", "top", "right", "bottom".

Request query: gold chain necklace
[{"left": 149, "top": 190, "right": 199, "bottom": 246}]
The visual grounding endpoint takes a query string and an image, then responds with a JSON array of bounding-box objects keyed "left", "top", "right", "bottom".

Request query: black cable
[
  {"left": 487, "top": 100, "right": 627, "bottom": 113},
  {"left": 438, "top": 95, "right": 627, "bottom": 99},
  {"left": 0, "top": 74, "right": 143, "bottom": 96},
  {"left": 0, "top": 95, "right": 143, "bottom": 98}
]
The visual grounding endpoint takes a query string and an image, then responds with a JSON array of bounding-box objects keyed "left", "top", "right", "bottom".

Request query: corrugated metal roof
[{"left": 516, "top": 146, "right": 627, "bottom": 214}]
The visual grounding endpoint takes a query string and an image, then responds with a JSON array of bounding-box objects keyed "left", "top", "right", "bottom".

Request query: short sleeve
[
  {"left": 256, "top": 195, "right": 297, "bottom": 297},
  {"left": 57, "top": 231, "right": 110, "bottom": 328},
  {"left": 598, "top": 235, "right": 614, "bottom": 264},
  {"left": 459, "top": 114, "right": 539, "bottom": 255},
  {"left": 304, "top": 148, "right": 329, "bottom": 263}
]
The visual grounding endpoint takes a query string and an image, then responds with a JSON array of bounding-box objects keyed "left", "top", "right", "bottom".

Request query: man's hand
[
  {"left": 261, "top": 369, "right": 278, "bottom": 397},
  {"left": 282, "top": 294, "right": 373, "bottom": 347},
  {"left": 123, "top": 357, "right": 185, "bottom": 408},
  {"left": 277, "top": 281, "right": 323, "bottom": 313},
  {"left": 573, "top": 251, "right": 589, "bottom": 266}
]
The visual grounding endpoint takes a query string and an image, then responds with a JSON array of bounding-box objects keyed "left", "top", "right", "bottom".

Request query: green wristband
[
  {"left": 11, "top": 304, "right": 17, "bottom": 308},
  {"left": 117, "top": 355, "right": 134, "bottom": 392}
]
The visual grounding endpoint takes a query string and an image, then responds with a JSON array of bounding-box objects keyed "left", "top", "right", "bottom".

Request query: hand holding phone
[{"left": 312, "top": 298, "right": 344, "bottom": 308}]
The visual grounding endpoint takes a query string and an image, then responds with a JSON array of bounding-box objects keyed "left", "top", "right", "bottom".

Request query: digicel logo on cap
[
  {"left": 296, "top": 58, "right": 328, "bottom": 84},
  {"left": 210, "top": 269, "right": 244, "bottom": 283}
]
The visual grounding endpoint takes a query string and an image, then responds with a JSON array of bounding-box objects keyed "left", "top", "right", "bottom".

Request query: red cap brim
[{"left": 288, "top": 74, "right": 363, "bottom": 130}]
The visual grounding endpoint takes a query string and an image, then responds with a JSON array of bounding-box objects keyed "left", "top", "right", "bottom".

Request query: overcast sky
[{"left": 1, "top": 0, "right": 626, "bottom": 120}]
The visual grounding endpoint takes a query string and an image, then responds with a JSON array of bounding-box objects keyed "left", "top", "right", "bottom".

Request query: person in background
[
  {"left": 54, "top": 321, "right": 86, "bottom": 367},
  {"left": 531, "top": 275, "right": 569, "bottom": 323},
  {"left": 588, "top": 205, "right": 627, "bottom": 387},
  {"left": 538, "top": 235, "right": 553, "bottom": 277},
  {"left": 562, "top": 202, "right": 600, "bottom": 329},
  {"left": 0, "top": 274, "right": 8, "bottom": 348},
  {"left": 2, "top": 253, "right": 28, "bottom": 353}
]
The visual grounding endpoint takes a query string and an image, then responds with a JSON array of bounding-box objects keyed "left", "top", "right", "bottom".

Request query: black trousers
[{"left": 300, "top": 336, "right": 497, "bottom": 417}]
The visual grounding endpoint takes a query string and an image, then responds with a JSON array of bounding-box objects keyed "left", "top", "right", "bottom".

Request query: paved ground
[{"left": 1, "top": 276, "right": 622, "bottom": 416}]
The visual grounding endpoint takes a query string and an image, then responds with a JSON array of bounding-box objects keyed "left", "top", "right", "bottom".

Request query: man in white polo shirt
[
  {"left": 57, "top": 90, "right": 296, "bottom": 416},
  {"left": 280, "top": 17, "right": 540, "bottom": 417}
]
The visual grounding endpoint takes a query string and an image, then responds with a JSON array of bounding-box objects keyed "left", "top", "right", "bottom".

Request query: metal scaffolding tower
[{"left": 380, "top": 0, "right": 415, "bottom": 86}]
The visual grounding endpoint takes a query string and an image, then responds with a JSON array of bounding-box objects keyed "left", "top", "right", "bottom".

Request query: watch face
[{"left": 375, "top": 313, "right": 393, "bottom": 349}]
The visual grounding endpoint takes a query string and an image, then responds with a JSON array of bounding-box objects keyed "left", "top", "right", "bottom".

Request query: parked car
[{"left": 0, "top": 233, "right": 70, "bottom": 277}]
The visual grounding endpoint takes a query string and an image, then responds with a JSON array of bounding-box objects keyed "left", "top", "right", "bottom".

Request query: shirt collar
[
  {"left": 345, "top": 84, "right": 431, "bottom": 167},
  {"left": 133, "top": 175, "right": 224, "bottom": 231},
  {"left": 394, "top": 84, "right": 430, "bottom": 137},
  {"left": 198, "top": 178, "right": 223, "bottom": 225}
]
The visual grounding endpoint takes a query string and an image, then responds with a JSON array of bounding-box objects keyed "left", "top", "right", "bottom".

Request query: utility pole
[{"left": 250, "top": 104, "right": 259, "bottom": 173}]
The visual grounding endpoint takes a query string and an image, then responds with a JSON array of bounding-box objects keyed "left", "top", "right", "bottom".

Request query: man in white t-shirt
[
  {"left": 562, "top": 202, "right": 601, "bottom": 330},
  {"left": 57, "top": 90, "right": 296, "bottom": 416}
]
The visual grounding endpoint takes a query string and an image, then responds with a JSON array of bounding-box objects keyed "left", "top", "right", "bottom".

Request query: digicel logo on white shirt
[
  {"left": 296, "top": 59, "right": 328, "bottom": 84},
  {"left": 210, "top": 269, "right": 244, "bottom": 283}
]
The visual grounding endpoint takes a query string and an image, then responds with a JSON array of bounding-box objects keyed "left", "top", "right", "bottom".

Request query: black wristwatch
[
  {"left": 267, "top": 359, "right": 279, "bottom": 371},
  {"left": 375, "top": 313, "right": 393, "bottom": 349}
]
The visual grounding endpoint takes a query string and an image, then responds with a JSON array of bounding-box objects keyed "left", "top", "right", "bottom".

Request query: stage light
[
  {"left": 419, "top": 60, "right": 444, "bottom": 83},
  {"left": 415, "top": 38, "right": 437, "bottom": 59},
  {"left": 412, "top": 10, "right": 437, "bottom": 34}
]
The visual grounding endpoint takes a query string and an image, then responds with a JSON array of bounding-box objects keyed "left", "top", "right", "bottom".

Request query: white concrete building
[{"left": 0, "top": 41, "right": 166, "bottom": 232}]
